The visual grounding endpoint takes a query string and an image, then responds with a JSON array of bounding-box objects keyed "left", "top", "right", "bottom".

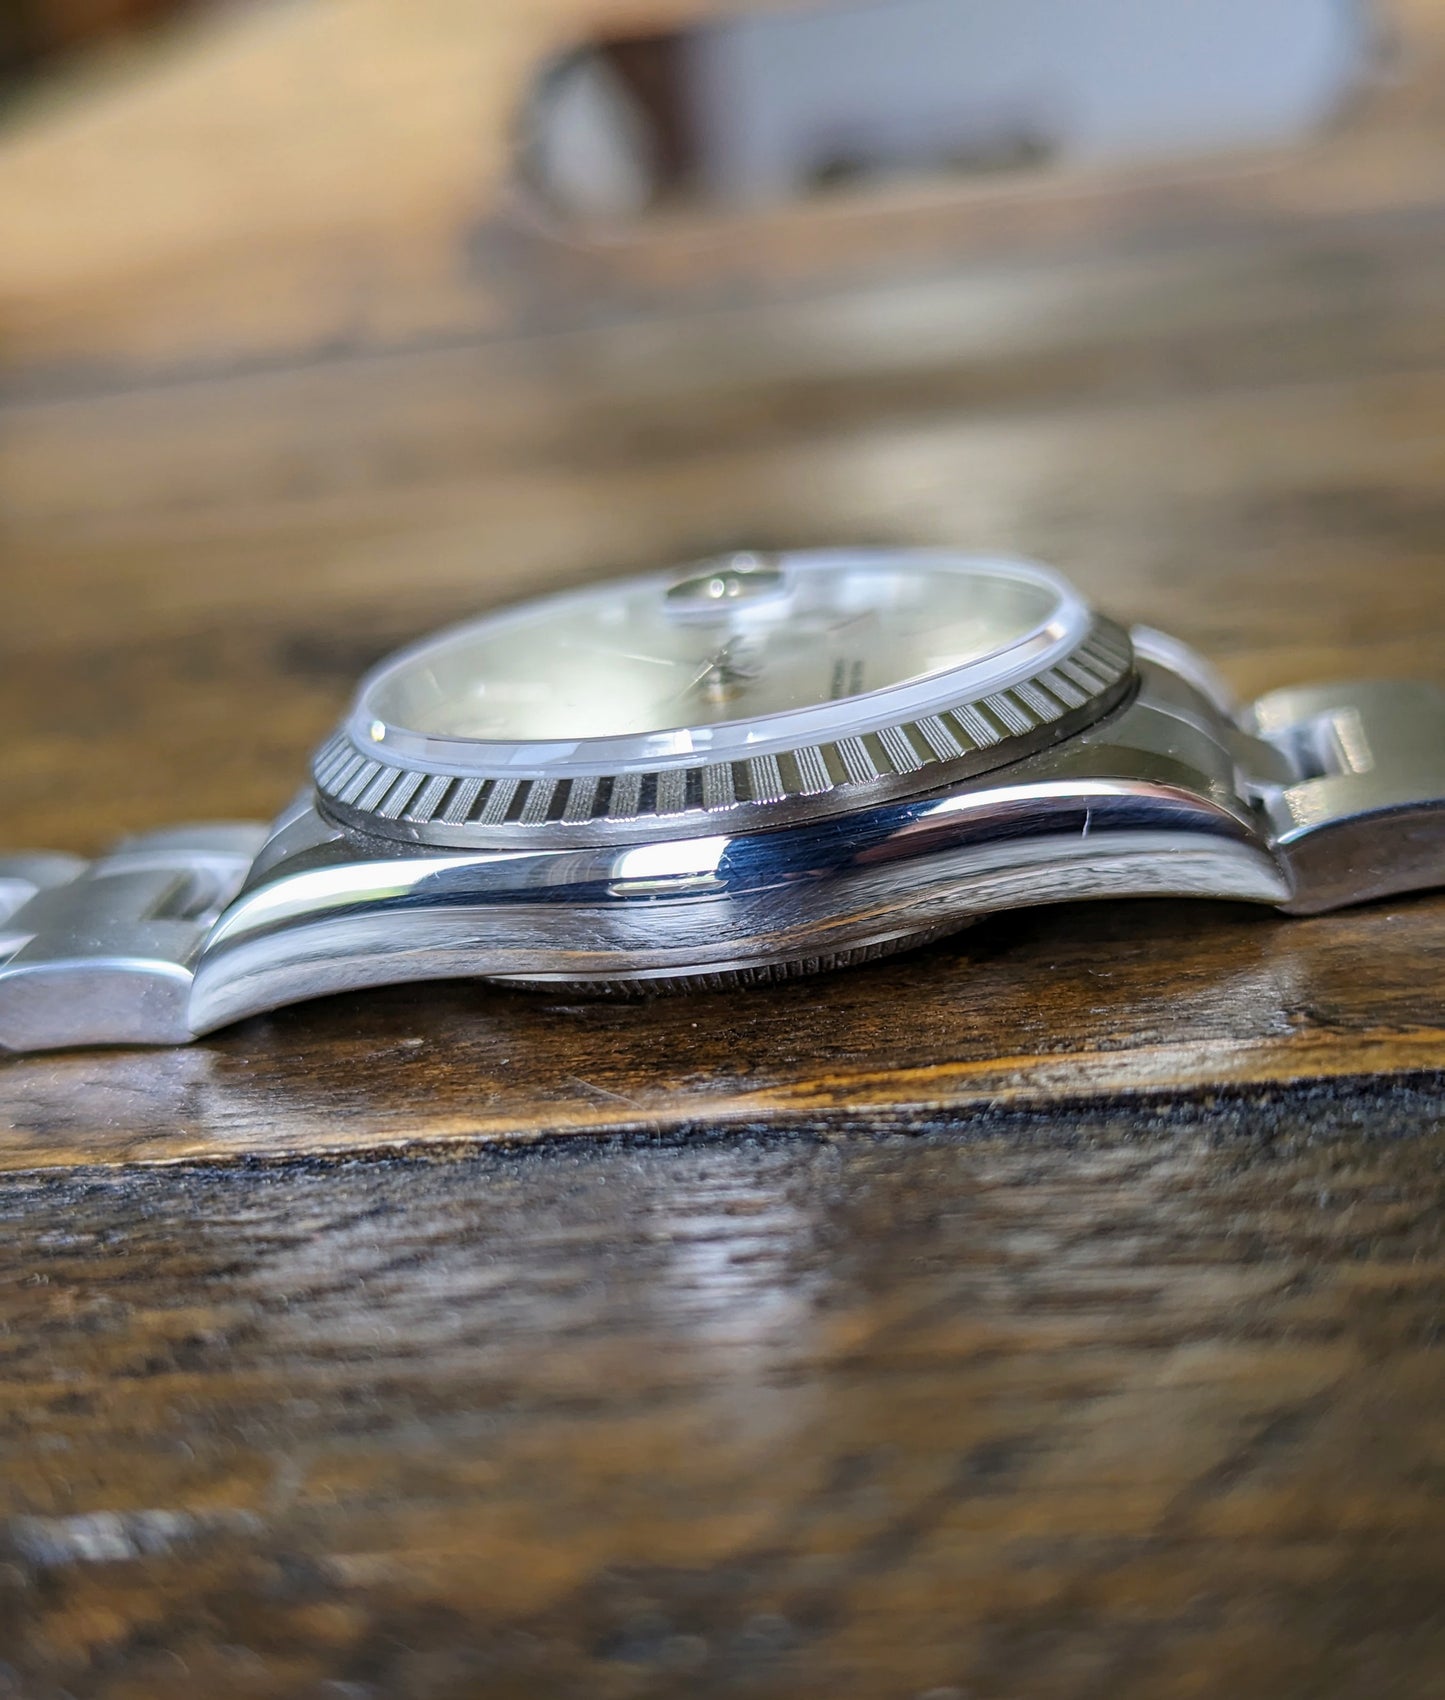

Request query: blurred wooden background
[
  {"left": 3, "top": 2, "right": 1445, "bottom": 1694},
  {"left": 1, "top": 0, "right": 1441, "bottom": 388}
]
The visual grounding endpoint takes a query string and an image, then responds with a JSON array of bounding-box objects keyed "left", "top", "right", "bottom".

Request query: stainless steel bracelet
[
  {"left": 3, "top": 675, "right": 1444, "bottom": 1054},
  {"left": 1245, "top": 679, "right": 1445, "bottom": 913},
  {"left": 0, "top": 825, "right": 267, "bottom": 1052}
]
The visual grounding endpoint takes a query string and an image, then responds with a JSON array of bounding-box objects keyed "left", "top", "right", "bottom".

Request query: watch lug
[{"left": 1128, "top": 625, "right": 1240, "bottom": 719}]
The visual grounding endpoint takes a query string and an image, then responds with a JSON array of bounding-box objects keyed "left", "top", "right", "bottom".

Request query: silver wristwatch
[{"left": 4, "top": 549, "right": 1444, "bottom": 1053}]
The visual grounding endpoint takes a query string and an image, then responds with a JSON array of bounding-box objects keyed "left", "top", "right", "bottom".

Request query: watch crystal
[{"left": 368, "top": 553, "right": 1069, "bottom": 745}]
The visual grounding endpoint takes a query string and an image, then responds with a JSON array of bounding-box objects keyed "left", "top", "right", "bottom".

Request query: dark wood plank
[{"left": 1, "top": 1123, "right": 1443, "bottom": 1697}]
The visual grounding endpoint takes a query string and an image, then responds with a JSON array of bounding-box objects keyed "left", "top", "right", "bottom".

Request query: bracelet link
[
  {"left": 0, "top": 825, "right": 266, "bottom": 1053},
  {"left": 1244, "top": 680, "right": 1445, "bottom": 914}
]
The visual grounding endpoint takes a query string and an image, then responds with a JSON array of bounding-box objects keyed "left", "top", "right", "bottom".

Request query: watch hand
[
  {"left": 554, "top": 639, "right": 688, "bottom": 670},
  {"left": 670, "top": 638, "right": 767, "bottom": 707},
  {"left": 668, "top": 650, "right": 731, "bottom": 704}
]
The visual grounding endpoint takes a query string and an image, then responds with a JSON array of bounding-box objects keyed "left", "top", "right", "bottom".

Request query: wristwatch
[{"left": 4, "top": 549, "right": 1444, "bottom": 1053}]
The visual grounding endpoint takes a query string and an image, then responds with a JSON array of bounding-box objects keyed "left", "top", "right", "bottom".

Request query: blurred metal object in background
[
  {"left": 523, "top": 0, "right": 1373, "bottom": 220},
  {"left": 0, "top": 0, "right": 1420, "bottom": 389}
]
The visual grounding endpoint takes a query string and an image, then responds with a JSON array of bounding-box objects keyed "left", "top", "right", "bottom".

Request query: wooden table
[{"left": 3, "top": 9, "right": 1445, "bottom": 1693}]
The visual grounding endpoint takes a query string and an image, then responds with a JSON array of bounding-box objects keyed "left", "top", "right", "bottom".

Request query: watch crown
[{"left": 665, "top": 552, "right": 786, "bottom": 614}]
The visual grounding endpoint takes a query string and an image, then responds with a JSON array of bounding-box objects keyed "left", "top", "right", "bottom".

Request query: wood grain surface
[
  {"left": 4, "top": 7, "right": 1445, "bottom": 1693},
  {"left": 2, "top": 1124, "right": 1445, "bottom": 1699}
]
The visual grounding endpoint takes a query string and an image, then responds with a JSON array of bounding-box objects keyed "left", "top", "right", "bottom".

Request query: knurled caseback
[{"left": 313, "top": 615, "right": 1136, "bottom": 849}]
